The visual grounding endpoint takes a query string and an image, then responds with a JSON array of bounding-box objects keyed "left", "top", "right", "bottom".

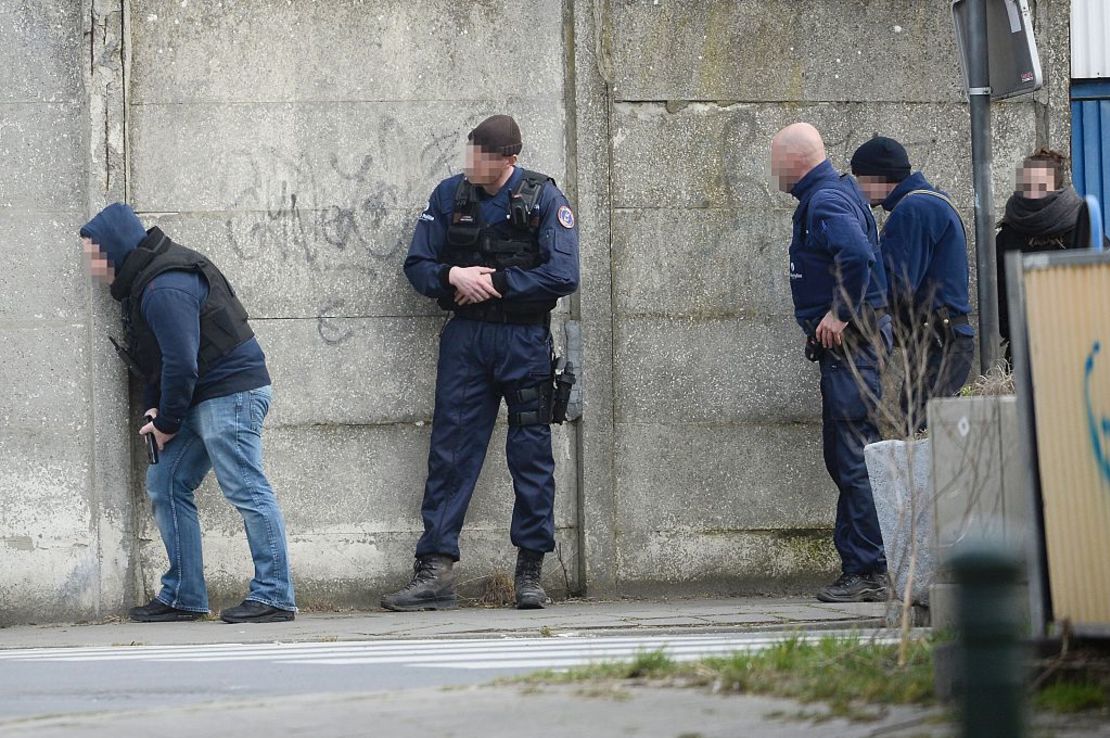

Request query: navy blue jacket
[
  {"left": 404, "top": 167, "right": 580, "bottom": 302},
  {"left": 80, "top": 203, "right": 269, "bottom": 434},
  {"left": 138, "top": 271, "right": 270, "bottom": 433},
  {"left": 879, "top": 173, "right": 973, "bottom": 336},
  {"left": 788, "top": 160, "right": 888, "bottom": 331}
]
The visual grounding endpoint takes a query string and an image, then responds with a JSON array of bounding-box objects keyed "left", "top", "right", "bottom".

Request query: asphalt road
[{"left": 0, "top": 630, "right": 895, "bottom": 720}]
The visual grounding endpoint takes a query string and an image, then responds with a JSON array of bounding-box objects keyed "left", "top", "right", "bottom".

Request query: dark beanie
[
  {"left": 850, "top": 136, "right": 911, "bottom": 182},
  {"left": 468, "top": 114, "right": 522, "bottom": 156},
  {"left": 79, "top": 203, "right": 147, "bottom": 270}
]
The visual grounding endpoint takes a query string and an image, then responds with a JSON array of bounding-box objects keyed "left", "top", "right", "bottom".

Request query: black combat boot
[
  {"left": 380, "top": 554, "right": 458, "bottom": 611},
  {"left": 816, "top": 572, "right": 889, "bottom": 603},
  {"left": 514, "top": 549, "right": 548, "bottom": 610}
]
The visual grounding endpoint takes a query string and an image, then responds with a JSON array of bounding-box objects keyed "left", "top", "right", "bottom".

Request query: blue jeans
[{"left": 145, "top": 385, "right": 295, "bottom": 612}]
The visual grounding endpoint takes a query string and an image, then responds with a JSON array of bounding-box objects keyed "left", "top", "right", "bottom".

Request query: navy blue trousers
[
  {"left": 416, "top": 317, "right": 556, "bottom": 561},
  {"left": 901, "top": 330, "right": 975, "bottom": 432},
  {"left": 818, "top": 317, "right": 892, "bottom": 576}
]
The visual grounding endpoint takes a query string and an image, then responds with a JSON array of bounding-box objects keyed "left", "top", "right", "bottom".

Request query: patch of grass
[
  {"left": 538, "top": 625, "right": 554, "bottom": 638},
  {"left": 707, "top": 637, "right": 934, "bottom": 711},
  {"left": 524, "top": 648, "right": 680, "bottom": 684},
  {"left": 515, "top": 636, "right": 934, "bottom": 720},
  {"left": 1034, "top": 682, "right": 1108, "bottom": 713}
]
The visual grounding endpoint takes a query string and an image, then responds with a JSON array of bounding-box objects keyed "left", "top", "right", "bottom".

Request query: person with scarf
[{"left": 997, "top": 148, "right": 1109, "bottom": 362}]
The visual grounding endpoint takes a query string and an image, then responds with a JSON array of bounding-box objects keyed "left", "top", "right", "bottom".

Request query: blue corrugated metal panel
[{"left": 1072, "top": 80, "right": 1110, "bottom": 239}]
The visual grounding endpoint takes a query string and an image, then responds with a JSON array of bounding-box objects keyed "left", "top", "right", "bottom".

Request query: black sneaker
[
  {"left": 816, "top": 573, "right": 888, "bottom": 603},
  {"left": 514, "top": 549, "right": 548, "bottom": 610},
  {"left": 219, "top": 600, "right": 295, "bottom": 624},
  {"left": 380, "top": 554, "right": 458, "bottom": 612},
  {"left": 128, "top": 599, "right": 205, "bottom": 623}
]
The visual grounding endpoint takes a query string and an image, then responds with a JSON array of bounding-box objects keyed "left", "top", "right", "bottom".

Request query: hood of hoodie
[{"left": 79, "top": 203, "right": 148, "bottom": 272}]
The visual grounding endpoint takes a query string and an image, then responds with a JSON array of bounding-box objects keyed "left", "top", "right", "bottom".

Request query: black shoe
[
  {"left": 514, "top": 549, "right": 548, "bottom": 610},
  {"left": 128, "top": 599, "right": 205, "bottom": 623},
  {"left": 380, "top": 555, "right": 458, "bottom": 612},
  {"left": 816, "top": 573, "right": 888, "bottom": 603},
  {"left": 219, "top": 600, "right": 295, "bottom": 624}
]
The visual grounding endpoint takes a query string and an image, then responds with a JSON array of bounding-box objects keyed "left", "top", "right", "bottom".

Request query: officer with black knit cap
[
  {"left": 80, "top": 203, "right": 296, "bottom": 624},
  {"left": 385, "top": 115, "right": 580, "bottom": 611},
  {"left": 851, "top": 136, "right": 974, "bottom": 431}
]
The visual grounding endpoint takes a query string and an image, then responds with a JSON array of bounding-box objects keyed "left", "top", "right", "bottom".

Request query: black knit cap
[
  {"left": 468, "top": 114, "right": 522, "bottom": 156},
  {"left": 850, "top": 136, "right": 911, "bottom": 182}
]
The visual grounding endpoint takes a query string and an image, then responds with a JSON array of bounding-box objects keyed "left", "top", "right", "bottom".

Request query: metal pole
[{"left": 968, "top": 0, "right": 999, "bottom": 373}]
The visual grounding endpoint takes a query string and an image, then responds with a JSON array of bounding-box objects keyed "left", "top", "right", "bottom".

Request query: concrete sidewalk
[{"left": 0, "top": 597, "right": 886, "bottom": 650}]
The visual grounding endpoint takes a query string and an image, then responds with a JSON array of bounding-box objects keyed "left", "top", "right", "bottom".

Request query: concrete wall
[
  {"left": 0, "top": 0, "right": 1072, "bottom": 623},
  {"left": 0, "top": 1, "right": 132, "bottom": 624},
  {"left": 125, "top": 0, "right": 580, "bottom": 610},
  {"left": 592, "top": 0, "right": 1069, "bottom": 594}
]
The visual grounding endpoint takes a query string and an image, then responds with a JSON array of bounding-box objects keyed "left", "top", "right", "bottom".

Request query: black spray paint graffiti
[
  {"left": 222, "top": 126, "right": 469, "bottom": 345},
  {"left": 222, "top": 147, "right": 408, "bottom": 271},
  {"left": 316, "top": 298, "right": 355, "bottom": 346}
]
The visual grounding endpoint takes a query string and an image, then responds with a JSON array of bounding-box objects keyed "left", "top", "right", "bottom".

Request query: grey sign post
[{"left": 952, "top": 0, "right": 1043, "bottom": 373}]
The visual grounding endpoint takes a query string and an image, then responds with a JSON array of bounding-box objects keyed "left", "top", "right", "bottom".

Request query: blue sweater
[
  {"left": 879, "top": 173, "right": 974, "bottom": 335},
  {"left": 788, "top": 160, "right": 888, "bottom": 331},
  {"left": 140, "top": 270, "right": 270, "bottom": 434}
]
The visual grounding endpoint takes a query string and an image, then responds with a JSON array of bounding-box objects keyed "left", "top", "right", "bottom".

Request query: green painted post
[{"left": 951, "top": 543, "right": 1027, "bottom": 738}]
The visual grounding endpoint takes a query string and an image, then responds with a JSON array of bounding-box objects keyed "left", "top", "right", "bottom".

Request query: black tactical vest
[
  {"left": 110, "top": 228, "right": 255, "bottom": 383},
  {"left": 438, "top": 170, "right": 558, "bottom": 319}
]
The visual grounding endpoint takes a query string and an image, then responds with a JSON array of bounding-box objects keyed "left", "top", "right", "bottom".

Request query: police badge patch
[{"left": 557, "top": 205, "right": 575, "bottom": 229}]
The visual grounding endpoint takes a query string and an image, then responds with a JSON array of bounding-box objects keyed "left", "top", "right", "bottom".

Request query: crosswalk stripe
[
  {"left": 179, "top": 641, "right": 789, "bottom": 664},
  {"left": 0, "top": 634, "right": 752, "bottom": 660},
  {"left": 274, "top": 640, "right": 902, "bottom": 667},
  {"left": 0, "top": 632, "right": 890, "bottom": 663},
  {"left": 0, "top": 635, "right": 770, "bottom": 662},
  {"left": 0, "top": 630, "right": 908, "bottom": 671}
]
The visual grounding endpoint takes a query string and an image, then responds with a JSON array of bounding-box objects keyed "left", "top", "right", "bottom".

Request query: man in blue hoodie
[
  {"left": 771, "top": 123, "right": 890, "bottom": 603},
  {"left": 80, "top": 203, "right": 296, "bottom": 623},
  {"left": 851, "top": 137, "right": 974, "bottom": 432}
]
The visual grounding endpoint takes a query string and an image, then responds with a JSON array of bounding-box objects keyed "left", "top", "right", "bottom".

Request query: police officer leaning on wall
[
  {"left": 850, "top": 136, "right": 975, "bottom": 432},
  {"left": 771, "top": 123, "right": 891, "bottom": 603},
  {"left": 80, "top": 204, "right": 296, "bottom": 624},
  {"left": 384, "top": 115, "right": 580, "bottom": 611}
]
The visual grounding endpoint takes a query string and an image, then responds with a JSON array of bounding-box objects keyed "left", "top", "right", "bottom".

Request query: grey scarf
[{"left": 1001, "top": 185, "right": 1084, "bottom": 236}]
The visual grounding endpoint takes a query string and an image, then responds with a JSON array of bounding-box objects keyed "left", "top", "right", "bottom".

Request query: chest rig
[
  {"left": 109, "top": 228, "right": 255, "bottom": 384},
  {"left": 437, "top": 170, "right": 558, "bottom": 320}
]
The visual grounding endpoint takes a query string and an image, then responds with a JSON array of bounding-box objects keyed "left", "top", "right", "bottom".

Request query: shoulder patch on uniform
[
  {"left": 557, "top": 205, "right": 575, "bottom": 229},
  {"left": 418, "top": 202, "right": 435, "bottom": 222}
]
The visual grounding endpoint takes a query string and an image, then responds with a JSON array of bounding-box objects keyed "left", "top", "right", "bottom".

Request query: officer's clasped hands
[{"left": 449, "top": 265, "right": 502, "bottom": 305}]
